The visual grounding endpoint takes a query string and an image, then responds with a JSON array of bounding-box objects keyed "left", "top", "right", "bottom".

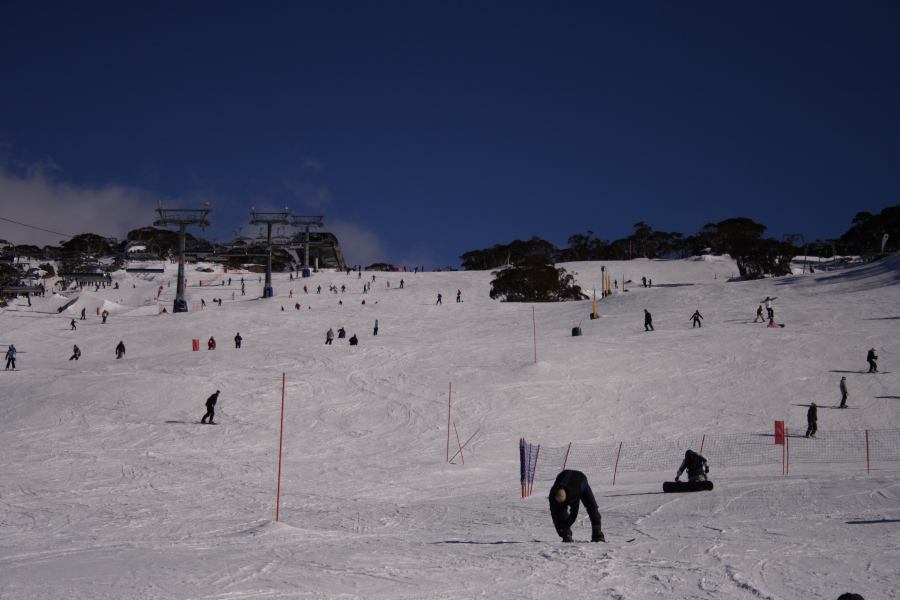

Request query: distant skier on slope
[
  {"left": 548, "top": 469, "right": 605, "bottom": 543},
  {"left": 234, "top": 333, "right": 242, "bottom": 349},
  {"left": 436, "top": 293, "right": 442, "bottom": 305},
  {"left": 325, "top": 328, "right": 334, "bottom": 345},
  {"left": 866, "top": 348, "right": 878, "bottom": 373},
  {"left": 349, "top": 334, "right": 359, "bottom": 346},
  {"left": 675, "top": 449, "right": 709, "bottom": 482},
  {"left": 689, "top": 310, "right": 704, "bottom": 328},
  {"left": 805, "top": 403, "right": 818, "bottom": 438},
  {"left": 70, "top": 318, "right": 77, "bottom": 331},
  {"left": 644, "top": 309, "right": 654, "bottom": 331},
  {"left": 754, "top": 305, "right": 764, "bottom": 322},
  {"left": 762, "top": 296, "right": 777, "bottom": 320},
  {"left": 207, "top": 336, "right": 216, "bottom": 350},
  {"left": 5, "top": 344, "right": 17, "bottom": 370},
  {"left": 201, "top": 390, "right": 219, "bottom": 424},
  {"left": 115, "top": 341, "right": 126, "bottom": 359},
  {"left": 839, "top": 376, "right": 848, "bottom": 408},
  {"left": 69, "top": 345, "right": 81, "bottom": 361}
]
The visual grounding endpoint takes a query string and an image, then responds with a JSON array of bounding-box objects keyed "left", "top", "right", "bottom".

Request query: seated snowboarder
[
  {"left": 349, "top": 334, "right": 358, "bottom": 346},
  {"left": 675, "top": 449, "right": 709, "bottom": 482},
  {"left": 548, "top": 469, "right": 605, "bottom": 543},
  {"left": 207, "top": 336, "right": 216, "bottom": 350}
]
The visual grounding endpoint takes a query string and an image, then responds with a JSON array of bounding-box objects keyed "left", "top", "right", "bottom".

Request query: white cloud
[
  {"left": 329, "top": 219, "right": 389, "bottom": 267},
  {"left": 283, "top": 179, "right": 333, "bottom": 211},
  {"left": 0, "top": 165, "right": 159, "bottom": 246}
]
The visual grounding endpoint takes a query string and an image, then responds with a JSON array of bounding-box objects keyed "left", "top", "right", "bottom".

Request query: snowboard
[{"left": 663, "top": 480, "right": 713, "bottom": 493}]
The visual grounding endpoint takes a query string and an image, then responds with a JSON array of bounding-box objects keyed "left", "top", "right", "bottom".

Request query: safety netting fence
[{"left": 519, "top": 429, "right": 900, "bottom": 497}]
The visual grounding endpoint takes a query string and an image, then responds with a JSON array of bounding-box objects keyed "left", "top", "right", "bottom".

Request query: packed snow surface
[{"left": 1, "top": 256, "right": 898, "bottom": 599}]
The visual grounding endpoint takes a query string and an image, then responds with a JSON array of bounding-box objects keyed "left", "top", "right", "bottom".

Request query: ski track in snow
[{"left": 1, "top": 256, "right": 899, "bottom": 599}]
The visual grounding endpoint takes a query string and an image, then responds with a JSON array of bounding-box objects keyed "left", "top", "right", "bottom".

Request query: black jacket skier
[
  {"left": 234, "top": 333, "right": 242, "bottom": 349},
  {"left": 69, "top": 345, "right": 81, "bottom": 361},
  {"left": 866, "top": 348, "right": 878, "bottom": 373},
  {"left": 805, "top": 403, "right": 817, "bottom": 438},
  {"left": 201, "top": 390, "right": 220, "bottom": 424},
  {"left": 676, "top": 450, "right": 708, "bottom": 482},
  {"left": 548, "top": 470, "right": 604, "bottom": 542},
  {"left": 115, "top": 341, "right": 126, "bottom": 359},
  {"left": 644, "top": 309, "right": 654, "bottom": 331},
  {"left": 690, "top": 310, "right": 703, "bottom": 328}
]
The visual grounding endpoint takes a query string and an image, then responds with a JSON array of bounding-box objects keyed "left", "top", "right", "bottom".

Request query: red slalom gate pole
[
  {"left": 449, "top": 429, "right": 480, "bottom": 464},
  {"left": 612, "top": 442, "right": 623, "bottom": 486},
  {"left": 785, "top": 427, "right": 790, "bottom": 476},
  {"left": 446, "top": 383, "right": 452, "bottom": 462},
  {"left": 453, "top": 421, "right": 464, "bottom": 464},
  {"left": 275, "top": 372, "right": 286, "bottom": 521},
  {"left": 532, "top": 307, "right": 537, "bottom": 364}
]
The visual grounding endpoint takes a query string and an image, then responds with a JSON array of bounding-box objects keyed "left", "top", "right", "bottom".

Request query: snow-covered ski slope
[{"left": 1, "top": 256, "right": 897, "bottom": 599}]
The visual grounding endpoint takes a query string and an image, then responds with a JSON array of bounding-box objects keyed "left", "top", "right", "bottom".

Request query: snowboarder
[
  {"left": 675, "top": 449, "right": 709, "bottom": 482},
  {"left": 207, "top": 336, "right": 216, "bottom": 350},
  {"left": 201, "top": 390, "right": 219, "bottom": 424},
  {"left": 754, "top": 305, "right": 764, "bottom": 322},
  {"left": 763, "top": 296, "right": 777, "bottom": 320},
  {"left": 69, "top": 345, "right": 81, "bottom": 361},
  {"left": 80, "top": 307, "right": 86, "bottom": 320},
  {"left": 115, "top": 341, "right": 126, "bottom": 359},
  {"left": 866, "top": 348, "right": 878, "bottom": 373},
  {"left": 326, "top": 328, "right": 334, "bottom": 345},
  {"left": 101, "top": 310, "right": 109, "bottom": 324},
  {"left": 349, "top": 334, "right": 359, "bottom": 346},
  {"left": 805, "top": 403, "right": 818, "bottom": 438},
  {"left": 337, "top": 327, "right": 346, "bottom": 339},
  {"left": 644, "top": 309, "right": 654, "bottom": 331},
  {"left": 548, "top": 469, "right": 605, "bottom": 543},
  {"left": 839, "top": 376, "right": 848, "bottom": 408},
  {"left": 70, "top": 318, "right": 77, "bottom": 331},
  {"left": 234, "top": 333, "right": 242, "bottom": 349},
  {"left": 5, "top": 344, "right": 17, "bottom": 370},
  {"left": 436, "top": 293, "right": 442, "bottom": 305},
  {"left": 456, "top": 289, "right": 462, "bottom": 303},
  {"left": 689, "top": 310, "right": 703, "bottom": 328},
  {"left": 373, "top": 319, "right": 379, "bottom": 336}
]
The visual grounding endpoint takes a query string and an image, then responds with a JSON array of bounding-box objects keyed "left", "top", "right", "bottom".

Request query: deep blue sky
[{"left": 1, "top": 1, "right": 898, "bottom": 266}]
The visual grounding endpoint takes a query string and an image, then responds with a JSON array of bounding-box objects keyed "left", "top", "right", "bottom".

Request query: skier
[
  {"left": 436, "top": 293, "right": 442, "bottom": 305},
  {"left": 349, "top": 334, "right": 359, "bottom": 346},
  {"left": 101, "top": 310, "right": 109, "bottom": 324},
  {"left": 326, "top": 328, "right": 334, "bottom": 345},
  {"left": 69, "top": 345, "right": 81, "bottom": 361},
  {"left": 644, "top": 309, "right": 654, "bottom": 331},
  {"left": 5, "top": 344, "right": 17, "bottom": 370},
  {"left": 675, "top": 449, "right": 709, "bottom": 482},
  {"left": 754, "top": 305, "right": 764, "bottom": 323},
  {"left": 548, "top": 469, "right": 605, "bottom": 543},
  {"left": 805, "top": 402, "right": 818, "bottom": 438},
  {"left": 642, "top": 276, "right": 647, "bottom": 288},
  {"left": 399, "top": 279, "right": 404, "bottom": 289},
  {"left": 373, "top": 319, "right": 379, "bottom": 336},
  {"left": 70, "top": 318, "right": 77, "bottom": 331},
  {"left": 80, "top": 307, "right": 86, "bottom": 320},
  {"left": 201, "top": 390, "right": 220, "bottom": 424},
  {"left": 839, "top": 376, "right": 848, "bottom": 408},
  {"left": 115, "top": 341, "right": 126, "bottom": 359},
  {"left": 234, "top": 333, "right": 242, "bottom": 349},
  {"left": 456, "top": 289, "right": 462, "bottom": 303},
  {"left": 337, "top": 327, "right": 346, "bottom": 339},
  {"left": 207, "top": 336, "right": 216, "bottom": 350},
  {"left": 689, "top": 310, "right": 703, "bottom": 328},
  {"left": 866, "top": 348, "right": 878, "bottom": 373}
]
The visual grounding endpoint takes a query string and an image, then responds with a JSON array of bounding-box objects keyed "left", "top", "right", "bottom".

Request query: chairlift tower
[
  {"left": 249, "top": 207, "right": 291, "bottom": 298},
  {"left": 289, "top": 215, "right": 325, "bottom": 270},
  {"left": 153, "top": 202, "right": 211, "bottom": 313}
]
